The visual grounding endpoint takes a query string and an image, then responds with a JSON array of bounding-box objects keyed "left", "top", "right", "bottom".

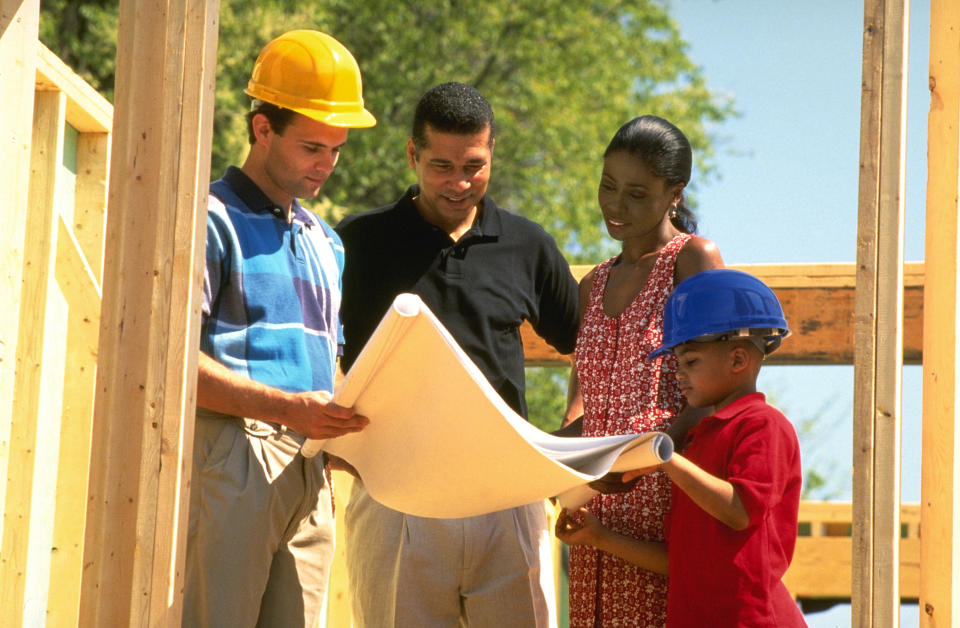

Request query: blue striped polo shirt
[{"left": 201, "top": 167, "right": 344, "bottom": 394}]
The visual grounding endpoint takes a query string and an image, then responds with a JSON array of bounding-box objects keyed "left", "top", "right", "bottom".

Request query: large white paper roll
[{"left": 302, "top": 294, "right": 672, "bottom": 518}]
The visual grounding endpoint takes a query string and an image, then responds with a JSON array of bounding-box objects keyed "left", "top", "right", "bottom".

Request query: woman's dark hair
[
  {"left": 246, "top": 100, "right": 298, "bottom": 144},
  {"left": 605, "top": 115, "right": 697, "bottom": 233}
]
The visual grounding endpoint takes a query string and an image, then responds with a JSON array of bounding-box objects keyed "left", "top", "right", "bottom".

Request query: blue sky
[{"left": 666, "top": 1, "right": 929, "bottom": 626}]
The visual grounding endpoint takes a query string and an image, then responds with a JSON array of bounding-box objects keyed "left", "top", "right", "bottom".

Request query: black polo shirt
[{"left": 336, "top": 185, "right": 578, "bottom": 418}]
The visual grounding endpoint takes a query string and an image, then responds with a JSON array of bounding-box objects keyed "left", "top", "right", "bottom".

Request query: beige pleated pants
[
  {"left": 345, "top": 480, "right": 556, "bottom": 627},
  {"left": 182, "top": 409, "right": 334, "bottom": 628}
]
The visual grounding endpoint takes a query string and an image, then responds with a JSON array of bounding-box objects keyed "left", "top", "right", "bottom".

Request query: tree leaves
[{"left": 40, "top": 0, "right": 733, "bottom": 263}]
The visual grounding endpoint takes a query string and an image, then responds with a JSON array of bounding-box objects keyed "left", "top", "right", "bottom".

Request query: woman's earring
[{"left": 669, "top": 205, "right": 678, "bottom": 220}]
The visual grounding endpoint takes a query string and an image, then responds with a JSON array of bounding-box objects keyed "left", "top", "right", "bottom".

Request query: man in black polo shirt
[{"left": 337, "top": 82, "right": 579, "bottom": 627}]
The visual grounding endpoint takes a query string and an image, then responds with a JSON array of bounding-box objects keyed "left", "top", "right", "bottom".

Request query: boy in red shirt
[{"left": 557, "top": 269, "right": 807, "bottom": 627}]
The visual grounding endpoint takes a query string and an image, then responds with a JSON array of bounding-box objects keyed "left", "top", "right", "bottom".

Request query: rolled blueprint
[{"left": 302, "top": 293, "right": 673, "bottom": 518}]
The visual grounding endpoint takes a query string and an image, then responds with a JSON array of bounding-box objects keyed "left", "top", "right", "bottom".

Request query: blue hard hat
[{"left": 648, "top": 269, "right": 790, "bottom": 359}]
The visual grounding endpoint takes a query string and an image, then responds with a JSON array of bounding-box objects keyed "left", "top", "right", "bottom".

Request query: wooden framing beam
[
  {"left": 1, "top": 86, "right": 67, "bottom": 628},
  {"left": 785, "top": 503, "right": 920, "bottom": 601},
  {"left": 852, "top": 0, "right": 909, "bottom": 626},
  {"left": 521, "top": 262, "right": 923, "bottom": 366},
  {"left": 0, "top": 0, "right": 40, "bottom": 550},
  {"left": 78, "top": 0, "right": 220, "bottom": 624},
  {"left": 920, "top": 0, "right": 960, "bottom": 624},
  {"left": 35, "top": 43, "right": 112, "bottom": 134},
  {"left": 47, "top": 216, "right": 102, "bottom": 625}
]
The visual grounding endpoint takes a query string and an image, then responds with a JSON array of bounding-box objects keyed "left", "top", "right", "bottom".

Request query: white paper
[{"left": 302, "top": 294, "right": 672, "bottom": 518}]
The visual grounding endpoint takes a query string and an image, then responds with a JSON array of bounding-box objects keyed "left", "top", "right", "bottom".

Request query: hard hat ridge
[
  {"left": 648, "top": 269, "right": 790, "bottom": 359},
  {"left": 245, "top": 30, "right": 376, "bottom": 128}
]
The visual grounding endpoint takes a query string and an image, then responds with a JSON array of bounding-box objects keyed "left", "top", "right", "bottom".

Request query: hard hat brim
[
  {"left": 647, "top": 345, "right": 672, "bottom": 360},
  {"left": 298, "top": 106, "right": 377, "bottom": 129}
]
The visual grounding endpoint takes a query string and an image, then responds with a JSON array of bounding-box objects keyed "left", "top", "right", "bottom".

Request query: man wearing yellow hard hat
[{"left": 184, "top": 30, "right": 372, "bottom": 627}]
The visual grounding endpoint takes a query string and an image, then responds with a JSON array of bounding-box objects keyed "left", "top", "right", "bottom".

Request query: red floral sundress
[{"left": 568, "top": 233, "right": 691, "bottom": 627}]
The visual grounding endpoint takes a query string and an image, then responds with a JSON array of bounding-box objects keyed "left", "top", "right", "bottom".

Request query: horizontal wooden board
[
  {"left": 34, "top": 43, "right": 113, "bottom": 133},
  {"left": 785, "top": 502, "right": 920, "bottom": 600},
  {"left": 523, "top": 263, "right": 923, "bottom": 366}
]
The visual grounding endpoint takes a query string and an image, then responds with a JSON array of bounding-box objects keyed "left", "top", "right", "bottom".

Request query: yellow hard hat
[{"left": 245, "top": 30, "right": 376, "bottom": 128}]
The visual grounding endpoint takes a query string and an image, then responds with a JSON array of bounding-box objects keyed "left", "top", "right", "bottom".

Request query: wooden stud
[
  {"left": 78, "top": 0, "right": 220, "bottom": 624},
  {"left": 0, "top": 0, "right": 40, "bottom": 550},
  {"left": 852, "top": 0, "right": 909, "bottom": 625},
  {"left": 1, "top": 88, "right": 67, "bottom": 628},
  {"left": 920, "top": 0, "right": 960, "bottom": 624},
  {"left": 46, "top": 215, "right": 102, "bottom": 626}
]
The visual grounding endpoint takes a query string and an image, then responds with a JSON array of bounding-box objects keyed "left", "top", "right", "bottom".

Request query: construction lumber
[
  {"left": 47, "top": 216, "right": 102, "bottom": 625},
  {"left": 78, "top": 0, "right": 220, "bottom": 625},
  {"left": 0, "top": 0, "right": 40, "bottom": 560},
  {"left": 1, "top": 86, "right": 67, "bottom": 628},
  {"left": 784, "top": 503, "right": 920, "bottom": 600},
  {"left": 851, "top": 0, "right": 909, "bottom": 626},
  {"left": 520, "top": 262, "right": 923, "bottom": 366},
  {"left": 920, "top": 0, "right": 960, "bottom": 624},
  {"left": 35, "top": 42, "right": 112, "bottom": 134}
]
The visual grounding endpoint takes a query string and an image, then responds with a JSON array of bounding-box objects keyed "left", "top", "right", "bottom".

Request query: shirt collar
[
  {"left": 222, "top": 166, "right": 318, "bottom": 227},
  {"left": 712, "top": 392, "right": 767, "bottom": 421},
  {"left": 684, "top": 392, "right": 767, "bottom": 447}
]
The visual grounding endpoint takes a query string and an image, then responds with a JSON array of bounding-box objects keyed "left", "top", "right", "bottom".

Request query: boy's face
[{"left": 673, "top": 342, "right": 737, "bottom": 409}]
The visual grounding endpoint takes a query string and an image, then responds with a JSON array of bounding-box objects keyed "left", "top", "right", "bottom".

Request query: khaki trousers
[
  {"left": 182, "top": 409, "right": 334, "bottom": 628},
  {"left": 345, "top": 481, "right": 556, "bottom": 628}
]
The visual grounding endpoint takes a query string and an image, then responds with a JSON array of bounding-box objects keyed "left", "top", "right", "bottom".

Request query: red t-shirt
[{"left": 665, "top": 393, "right": 807, "bottom": 627}]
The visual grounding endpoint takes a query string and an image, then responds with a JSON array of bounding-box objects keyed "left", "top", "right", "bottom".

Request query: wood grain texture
[
  {"left": 521, "top": 263, "right": 923, "bottom": 366},
  {"left": 920, "top": 0, "right": 960, "bottom": 625},
  {"left": 78, "top": 1, "right": 219, "bottom": 624}
]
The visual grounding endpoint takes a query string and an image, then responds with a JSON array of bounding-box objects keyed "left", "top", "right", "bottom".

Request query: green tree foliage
[
  {"left": 39, "top": 0, "right": 734, "bottom": 430},
  {"left": 38, "top": 0, "right": 117, "bottom": 99},
  {"left": 525, "top": 366, "right": 572, "bottom": 432},
  {"left": 40, "top": 0, "right": 733, "bottom": 263}
]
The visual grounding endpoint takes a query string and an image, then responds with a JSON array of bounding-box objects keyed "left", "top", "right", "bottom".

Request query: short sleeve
[
  {"left": 202, "top": 195, "right": 230, "bottom": 322},
  {"left": 531, "top": 230, "right": 579, "bottom": 354},
  {"left": 726, "top": 415, "right": 801, "bottom": 526}
]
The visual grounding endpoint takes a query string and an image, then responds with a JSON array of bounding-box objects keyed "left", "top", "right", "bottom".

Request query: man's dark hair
[
  {"left": 411, "top": 82, "right": 495, "bottom": 152},
  {"left": 246, "top": 100, "right": 298, "bottom": 144}
]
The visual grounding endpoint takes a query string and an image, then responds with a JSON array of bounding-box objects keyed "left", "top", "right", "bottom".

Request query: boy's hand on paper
[
  {"left": 588, "top": 471, "right": 640, "bottom": 494},
  {"left": 621, "top": 463, "right": 664, "bottom": 483}
]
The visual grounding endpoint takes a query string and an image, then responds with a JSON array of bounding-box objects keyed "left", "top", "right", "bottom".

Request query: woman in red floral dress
[{"left": 557, "top": 116, "right": 723, "bottom": 627}]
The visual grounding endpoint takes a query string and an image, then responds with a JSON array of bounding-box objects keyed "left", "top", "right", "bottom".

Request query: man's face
[
  {"left": 406, "top": 125, "right": 493, "bottom": 238},
  {"left": 256, "top": 112, "right": 349, "bottom": 205}
]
